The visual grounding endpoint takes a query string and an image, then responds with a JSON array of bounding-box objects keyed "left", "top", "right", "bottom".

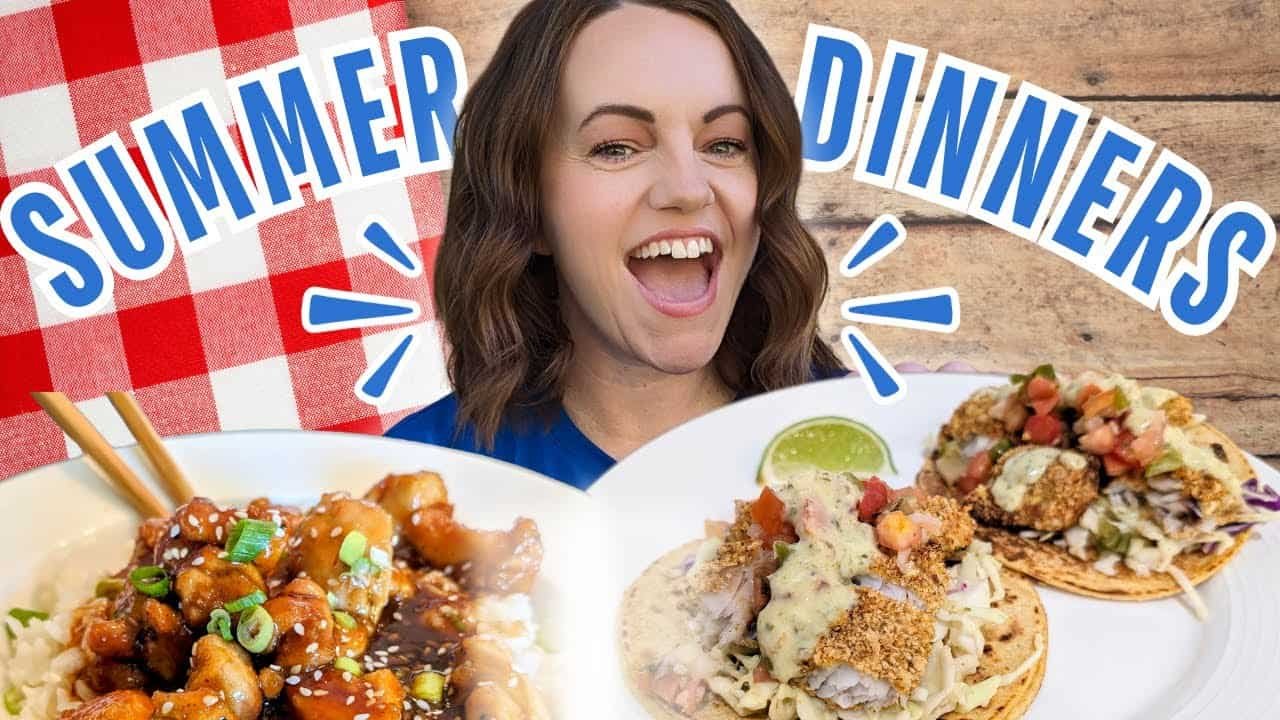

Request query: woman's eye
[
  {"left": 707, "top": 139, "right": 747, "bottom": 158},
  {"left": 589, "top": 142, "right": 636, "bottom": 162}
]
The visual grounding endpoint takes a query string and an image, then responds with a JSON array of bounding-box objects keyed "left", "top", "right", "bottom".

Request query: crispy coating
[
  {"left": 940, "top": 388, "right": 1009, "bottom": 444},
  {"left": 867, "top": 547, "right": 948, "bottom": 611},
  {"left": 810, "top": 588, "right": 933, "bottom": 695},
  {"left": 970, "top": 448, "right": 1100, "bottom": 532},
  {"left": 1161, "top": 395, "right": 1195, "bottom": 427},
  {"left": 919, "top": 495, "right": 975, "bottom": 554},
  {"left": 688, "top": 502, "right": 763, "bottom": 594},
  {"left": 1176, "top": 467, "right": 1237, "bottom": 520}
]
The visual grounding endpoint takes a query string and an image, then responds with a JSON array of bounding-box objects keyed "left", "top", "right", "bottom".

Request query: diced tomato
[
  {"left": 1029, "top": 393, "right": 1060, "bottom": 416},
  {"left": 1078, "top": 423, "right": 1118, "bottom": 455},
  {"left": 957, "top": 452, "right": 992, "bottom": 493},
  {"left": 1103, "top": 452, "right": 1135, "bottom": 477},
  {"left": 1082, "top": 388, "right": 1120, "bottom": 419},
  {"left": 876, "top": 511, "right": 920, "bottom": 551},
  {"left": 751, "top": 487, "right": 787, "bottom": 539},
  {"left": 1023, "top": 413, "right": 1063, "bottom": 445},
  {"left": 1076, "top": 383, "right": 1103, "bottom": 407},
  {"left": 858, "top": 477, "right": 890, "bottom": 523},
  {"left": 1127, "top": 423, "right": 1164, "bottom": 466},
  {"left": 1026, "top": 376, "right": 1058, "bottom": 400}
]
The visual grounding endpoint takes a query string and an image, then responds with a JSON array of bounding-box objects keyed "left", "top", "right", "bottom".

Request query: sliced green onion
[
  {"left": 207, "top": 608, "right": 233, "bottom": 641},
  {"left": 94, "top": 577, "right": 125, "bottom": 599},
  {"left": 410, "top": 671, "right": 445, "bottom": 703},
  {"left": 333, "top": 611, "right": 357, "bottom": 631},
  {"left": 326, "top": 592, "right": 342, "bottom": 609},
  {"left": 1010, "top": 364, "right": 1056, "bottom": 387},
  {"left": 224, "top": 590, "right": 267, "bottom": 614},
  {"left": 988, "top": 438, "right": 1014, "bottom": 462},
  {"left": 338, "top": 531, "right": 368, "bottom": 567},
  {"left": 773, "top": 541, "right": 792, "bottom": 564},
  {"left": 348, "top": 557, "right": 375, "bottom": 577},
  {"left": 1145, "top": 448, "right": 1184, "bottom": 478},
  {"left": 226, "top": 519, "right": 277, "bottom": 563},
  {"left": 129, "top": 566, "right": 170, "bottom": 598},
  {"left": 334, "top": 657, "right": 362, "bottom": 676},
  {"left": 236, "top": 606, "right": 275, "bottom": 654},
  {"left": 8, "top": 609, "right": 48, "bottom": 627},
  {"left": 4, "top": 687, "right": 22, "bottom": 715}
]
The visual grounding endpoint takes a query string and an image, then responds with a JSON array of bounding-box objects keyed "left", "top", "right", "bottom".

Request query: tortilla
[
  {"left": 916, "top": 421, "right": 1256, "bottom": 600},
  {"left": 619, "top": 541, "right": 1047, "bottom": 720}
]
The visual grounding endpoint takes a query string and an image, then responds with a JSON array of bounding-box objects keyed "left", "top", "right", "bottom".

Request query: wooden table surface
[{"left": 406, "top": 0, "right": 1280, "bottom": 468}]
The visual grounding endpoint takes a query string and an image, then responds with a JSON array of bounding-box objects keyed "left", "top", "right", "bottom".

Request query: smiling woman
[{"left": 387, "top": 0, "right": 846, "bottom": 488}]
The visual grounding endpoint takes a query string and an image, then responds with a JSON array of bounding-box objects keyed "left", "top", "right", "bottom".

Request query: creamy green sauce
[
  {"left": 757, "top": 472, "right": 875, "bottom": 682},
  {"left": 1164, "top": 425, "right": 1239, "bottom": 492},
  {"left": 991, "top": 448, "right": 1086, "bottom": 512}
]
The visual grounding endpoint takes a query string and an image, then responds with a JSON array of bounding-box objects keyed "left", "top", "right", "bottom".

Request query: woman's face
[{"left": 540, "top": 3, "right": 760, "bottom": 377}]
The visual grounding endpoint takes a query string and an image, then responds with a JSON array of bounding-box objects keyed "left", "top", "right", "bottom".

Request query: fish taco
[
  {"left": 620, "top": 471, "right": 1047, "bottom": 720},
  {"left": 917, "top": 366, "right": 1280, "bottom": 616}
]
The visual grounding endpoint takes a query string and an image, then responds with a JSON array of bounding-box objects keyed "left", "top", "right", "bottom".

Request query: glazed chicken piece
[
  {"left": 78, "top": 586, "right": 193, "bottom": 686},
  {"left": 174, "top": 546, "right": 268, "bottom": 626},
  {"left": 453, "top": 637, "right": 550, "bottom": 720},
  {"left": 150, "top": 687, "right": 237, "bottom": 720},
  {"left": 59, "top": 689, "right": 153, "bottom": 720},
  {"left": 152, "top": 499, "right": 233, "bottom": 574},
  {"left": 135, "top": 597, "right": 192, "bottom": 684},
  {"left": 242, "top": 498, "right": 303, "bottom": 582},
  {"left": 260, "top": 578, "right": 337, "bottom": 670},
  {"left": 292, "top": 493, "right": 396, "bottom": 625},
  {"left": 403, "top": 507, "right": 543, "bottom": 595},
  {"left": 286, "top": 667, "right": 404, "bottom": 720},
  {"left": 185, "top": 635, "right": 264, "bottom": 720},
  {"left": 365, "top": 471, "right": 448, "bottom": 527}
]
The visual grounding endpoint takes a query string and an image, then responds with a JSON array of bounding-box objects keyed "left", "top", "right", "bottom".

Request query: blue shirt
[
  {"left": 386, "top": 366, "right": 848, "bottom": 489},
  {"left": 386, "top": 395, "right": 613, "bottom": 490}
]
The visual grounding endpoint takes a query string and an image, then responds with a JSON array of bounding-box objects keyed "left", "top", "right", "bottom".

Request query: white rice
[{"left": 1, "top": 564, "right": 101, "bottom": 720}]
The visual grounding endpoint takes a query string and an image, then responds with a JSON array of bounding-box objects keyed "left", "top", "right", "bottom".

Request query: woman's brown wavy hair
[{"left": 434, "top": 0, "right": 844, "bottom": 447}]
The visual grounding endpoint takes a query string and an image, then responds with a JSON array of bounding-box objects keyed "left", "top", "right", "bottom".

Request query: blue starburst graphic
[
  {"left": 838, "top": 217, "right": 959, "bottom": 404},
  {"left": 302, "top": 219, "right": 423, "bottom": 405}
]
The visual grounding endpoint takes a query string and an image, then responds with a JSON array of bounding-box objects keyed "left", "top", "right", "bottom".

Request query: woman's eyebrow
[
  {"left": 578, "top": 103, "right": 654, "bottom": 130},
  {"left": 702, "top": 104, "right": 749, "bottom": 124}
]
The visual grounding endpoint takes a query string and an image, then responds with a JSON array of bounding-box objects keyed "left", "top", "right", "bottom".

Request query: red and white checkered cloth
[{"left": 0, "top": 0, "right": 450, "bottom": 479}]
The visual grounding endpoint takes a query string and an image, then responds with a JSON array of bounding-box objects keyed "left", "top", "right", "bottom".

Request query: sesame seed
[
  {"left": 403, "top": 701, "right": 411, "bottom": 710},
  {"left": 310, "top": 528, "right": 319, "bottom": 539},
  {"left": 215, "top": 527, "right": 223, "bottom": 541},
  {"left": 386, "top": 645, "right": 399, "bottom": 653},
  {"left": 179, "top": 547, "right": 189, "bottom": 558},
  {"left": 291, "top": 665, "right": 302, "bottom": 674},
  {"left": 411, "top": 515, "right": 421, "bottom": 527},
  {"left": 192, "top": 557, "right": 205, "bottom": 567},
  {"left": 299, "top": 688, "right": 312, "bottom": 697},
  {"left": 319, "top": 621, "right": 328, "bottom": 630},
  {"left": 415, "top": 699, "right": 429, "bottom": 710},
  {"left": 313, "top": 670, "right": 323, "bottom": 681},
  {"left": 355, "top": 713, "right": 370, "bottom": 720},
  {"left": 306, "top": 642, "right": 319, "bottom": 653},
  {"left": 345, "top": 698, "right": 355, "bottom": 706},
  {"left": 294, "top": 623, "right": 305, "bottom": 636},
  {"left": 342, "top": 672, "right": 353, "bottom": 682},
  {"left": 436, "top": 647, "right": 447, "bottom": 656},
  {"left": 202, "top": 695, "right": 218, "bottom": 707},
  {"left": 460, "top": 562, "right": 472, "bottom": 571},
  {"left": 392, "top": 612, "right": 403, "bottom": 622},
  {"left": 285, "top": 676, "right": 301, "bottom": 686},
  {"left": 161, "top": 702, "right": 174, "bottom": 714},
  {"left": 269, "top": 665, "right": 282, "bottom": 672},
  {"left": 312, "top": 690, "right": 327, "bottom": 697},
  {"left": 447, "top": 595, "right": 458, "bottom": 603},
  {"left": 330, "top": 526, "right": 343, "bottom": 538},
  {"left": 169, "top": 525, "right": 180, "bottom": 538},
  {"left": 209, "top": 513, "right": 219, "bottom": 523}
]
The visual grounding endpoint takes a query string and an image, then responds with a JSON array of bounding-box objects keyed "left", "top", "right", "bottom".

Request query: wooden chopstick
[
  {"left": 107, "top": 391, "right": 194, "bottom": 505},
  {"left": 31, "top": 392, "right": 170, "bottom": 518}
]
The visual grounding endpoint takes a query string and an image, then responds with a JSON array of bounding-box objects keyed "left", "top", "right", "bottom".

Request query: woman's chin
[{"left": 636, "top": 340, "right": 722, "bottom": 376}]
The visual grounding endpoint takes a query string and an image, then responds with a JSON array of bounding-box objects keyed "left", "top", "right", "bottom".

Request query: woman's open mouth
[{"left": 625, "top": 235, "right": 721, "bottom": 318}]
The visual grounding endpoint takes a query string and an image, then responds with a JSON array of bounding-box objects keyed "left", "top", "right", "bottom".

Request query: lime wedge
[{"left": 757, "top": 416, "right": 896, "bottom": 486}]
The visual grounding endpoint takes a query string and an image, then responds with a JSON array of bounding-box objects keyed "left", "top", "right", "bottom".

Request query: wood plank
[
  {"left": 810, "top": 221, "right": 1280, "bottom": 465},
  {"left": 797, "top": 100, "right": 1280, "bottom": 223},
  {"left": 407, "top": 0, "right": 1280, "bottom": 97}
]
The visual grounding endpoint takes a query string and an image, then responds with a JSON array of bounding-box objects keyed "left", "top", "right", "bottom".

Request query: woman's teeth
[{"left": 629, "top": 237, "right": 714, "bottom": 260}]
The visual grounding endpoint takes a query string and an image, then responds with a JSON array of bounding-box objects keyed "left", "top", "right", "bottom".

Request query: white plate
[
  {"left": 592, "top": 374, "right": 1280, "bottom": 719},
  {"left": 0, "top": 430, "right": 621, "bottom": 719}
]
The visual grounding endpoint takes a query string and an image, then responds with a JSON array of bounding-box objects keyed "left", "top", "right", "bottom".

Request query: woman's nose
[{"left": 647, "top": 148, "right": 715, "bottom": 213}]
